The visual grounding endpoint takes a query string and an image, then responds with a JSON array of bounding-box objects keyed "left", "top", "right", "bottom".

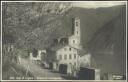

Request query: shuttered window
[
  {"left": 69, "top": 54, "right": 72, "bottom": 59},
  {"left": 59, "top": 55, "right": 62, "bottom": 60},
  {"left": 64, "top": 54, "right": 67, "bottom": 60},
  {"left": 74, "top": 54, "right": 76, "bottom": 59}
]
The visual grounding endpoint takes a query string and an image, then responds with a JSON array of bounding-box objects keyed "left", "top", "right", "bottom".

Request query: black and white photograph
[{"left": 1, "top": 1, "right": 127, "bottom": 81}]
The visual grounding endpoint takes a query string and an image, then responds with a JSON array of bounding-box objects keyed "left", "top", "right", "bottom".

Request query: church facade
[
  {"left": 55, "top": 18, "right": 81, "bottom": 74},
  {"left": 47, "top": 17, "right": 91, "bottom": 75}
]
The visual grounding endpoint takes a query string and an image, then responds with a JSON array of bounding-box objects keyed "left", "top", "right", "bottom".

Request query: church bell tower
[
  {"left": 69, "top": 17, "right": 82, "bottom": 49},
  {"left": 73, "top": 17, "right": 81, "bottom": 37}
]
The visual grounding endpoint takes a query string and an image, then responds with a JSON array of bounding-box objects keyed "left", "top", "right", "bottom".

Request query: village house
[
  {"left": 51, "top": 45, "right": 80, "bottom": 74},
  {"left": 29, "top": 49, "right": 46, "bottom": 64},
  {"left": 78, "top": 53, "right": 91, "bottom": 68}
]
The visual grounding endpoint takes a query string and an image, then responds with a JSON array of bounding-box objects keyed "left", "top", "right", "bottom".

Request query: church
[{"left": 46, "top": 17, "right": 91, "bottom": 75}]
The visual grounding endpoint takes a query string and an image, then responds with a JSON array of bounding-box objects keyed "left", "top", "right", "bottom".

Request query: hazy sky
[{"left": 73, "top": 1, "right": 126, "bottom": 8}]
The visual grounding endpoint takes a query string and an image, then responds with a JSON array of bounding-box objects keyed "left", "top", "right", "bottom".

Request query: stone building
[
  {"left": 46, "top": 17, "right": 91, "bottom": 75},
  {"left": 52, "top": 45, "right": 80, "bottom": 74},
  {"left": 78, "top": 53, "right": 91, "bottom": 68},
  {"left": 29, "top": 49, "right": 46, "bottom": 63}
]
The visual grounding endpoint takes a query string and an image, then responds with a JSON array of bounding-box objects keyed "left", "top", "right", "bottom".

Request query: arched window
[{"left": 76, "top": 22, "right": 78, "bottom": 26}]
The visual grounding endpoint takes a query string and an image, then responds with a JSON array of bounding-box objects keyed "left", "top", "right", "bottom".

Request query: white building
[
  {"left": 47, "top": 17, "right": 91, "bottom": 75},
  {"left": 29, "top": 49, "right": 46, "bottom": 63},
  {"left": 55, "top": 45, "right": 80, "bottom": 73}
]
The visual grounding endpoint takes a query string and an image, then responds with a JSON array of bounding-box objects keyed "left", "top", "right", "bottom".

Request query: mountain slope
[{"left": 88, "top": 5, "right": 126, "bottom": 75}]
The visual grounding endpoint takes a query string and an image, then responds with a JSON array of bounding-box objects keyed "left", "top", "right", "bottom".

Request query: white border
[
  {"left": 1, "top": 1, "right": 127, "bottom": 82},
  {"left": 126, "top": 1, "right": 127, "bottom": 82},
  {"left": 1, "top": 1, "right": 2, "bottom": 81},
  {"left": 0, "top": 1, "right": 128, "bottom": 2}
]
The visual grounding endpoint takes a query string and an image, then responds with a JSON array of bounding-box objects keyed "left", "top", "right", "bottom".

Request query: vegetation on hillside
[
  {"left": 2, "top": 2, "right": 72, "bottom": 50},
  {"left": 2, "top": 2, "right": 72, "bottom": 80}
]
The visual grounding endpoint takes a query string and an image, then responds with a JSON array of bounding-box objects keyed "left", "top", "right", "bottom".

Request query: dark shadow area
[
  {"left": 61, "top": 74, "right": 78, "bottom": 80},
  {"left": 49, "top": 70, "right": 59, "bottom": 73},
  {"left": 59, "top": 64, "right": 68, "bottom": 74}
]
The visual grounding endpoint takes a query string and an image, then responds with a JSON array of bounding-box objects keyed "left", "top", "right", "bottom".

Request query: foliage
[
  {"left": 2, "top": 3, "right": 72, "bottom": 79},
  {"left": 2, "top": 44, "right": 33, "bottom": 80},
  {"left": 2, "top": 2, "right": 72, "bottom": 50}
]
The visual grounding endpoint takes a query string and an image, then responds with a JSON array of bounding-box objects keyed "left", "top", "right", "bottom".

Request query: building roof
[
  {"left": 77, "top": 49, "right": 90, "bottom": 56},
  {"left": 50, "top": 43, "right": 89, "bottom": 56},
  {"left": 80, "top": 67, "right": 100, "bottom": 70},
  {"left": 50, "top": 44, "right": 71, "bottom": 51}
]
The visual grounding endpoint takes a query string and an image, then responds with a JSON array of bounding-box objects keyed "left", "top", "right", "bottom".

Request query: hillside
[
  {"left": 2, "top": 2, "right": 72, "bottom": 50},
  {"left": 88, "top": 5, "right": 126, "bottom": 75}
]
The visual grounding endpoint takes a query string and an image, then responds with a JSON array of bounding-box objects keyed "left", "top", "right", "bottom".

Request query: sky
[{"left": 73, "top": 1, "right": 126, "bottom": 8}]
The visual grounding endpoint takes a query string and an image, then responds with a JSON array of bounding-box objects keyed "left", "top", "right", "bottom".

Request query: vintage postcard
[{"left": 1, "top": 1, "right": 127, "bottom": 81}]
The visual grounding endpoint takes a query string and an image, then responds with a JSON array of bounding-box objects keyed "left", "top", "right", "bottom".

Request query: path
[{"left": 20, "top": 57, "right": 63, "bottom": 80}]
